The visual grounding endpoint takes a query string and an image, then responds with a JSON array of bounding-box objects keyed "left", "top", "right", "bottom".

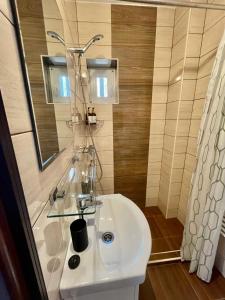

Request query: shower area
[{"left": 64, "top": 0, "right": 225, "bottom": 269}]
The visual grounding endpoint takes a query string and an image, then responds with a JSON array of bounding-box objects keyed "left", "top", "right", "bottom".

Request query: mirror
[{"left": 15, "top": 0, "right": 73, "bottom": 170}]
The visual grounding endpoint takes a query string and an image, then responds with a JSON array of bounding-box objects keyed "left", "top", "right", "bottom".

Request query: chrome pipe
[{"left": 116, "top": 0, "right": 225, "bottom": 10}]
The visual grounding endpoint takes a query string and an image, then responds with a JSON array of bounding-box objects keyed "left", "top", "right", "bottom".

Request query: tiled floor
[
  {"left": 139, "top": 262, "right": 225, "bottom": 300},
  {"left": 142, "top": 206, "right": 183, "bottom": 261},
  {"left": 140, "top": 206, "right": 225, "bottom": 300}
]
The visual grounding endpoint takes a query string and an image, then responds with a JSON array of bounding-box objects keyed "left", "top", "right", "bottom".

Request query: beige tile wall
[
  {"left": 146, "top": 7, "right": 175, "bottom": 206},
  {"left": 0, "top": 1, "right": 76, "bottom": 299},
  {"left": 157, "top": 7, "right": 206, "bottom": 219},
  {"left": 178, "top": 5, "right": 225, "bottom": 224},
  {"left": 75, "top": 1, "right": 114, "bottom": 195}
]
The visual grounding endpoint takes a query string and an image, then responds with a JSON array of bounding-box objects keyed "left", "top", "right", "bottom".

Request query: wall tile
[
  {"left": 171, "top": 168, "right": 184, "bottom": 183},
  {"left": 151, "top": 104, "right": 166, "bottom": 119},
  {"left": 204, "top": 9, "right": 225, "bottom": 32},
  {"left": 185, "top": 154, "right": 197, "bottom": 172},
  {"left": 78, "top": 22, "right": 111, "bottom": 46},
  {"left": 174, "top": 136, "right": 188, "bottom": 153},
  {"left": 183, "top": 58, "right": 199, "bottom": 80},
  {"left": 156, "top": 26, "right": 173, "bottom": 48},
  {"left": 157, "top": 7, "right": 175, "bottom": 27},
  {"left": 201, "top": 17, "right": 225, "bottom": 56},
  {"left": 169, "top": 60, "right": 184, "bottom": 84},
  {"left": 186, "top": 34, "right": 202, "bottom": 57},
  {"left": 148, "top": 161, "right": 161, "bottom": 175},
  {"left": 0, "top": 0, "right": 13, "bottom": 23},
  {"left": 181, "top": 80, "right": 196, "bottom": 100},
  {"left": 166, "top": 101, "right": 179, "bottom": 119},
  {"left": 171, "top": 37, "right": 186, "bottom": 65},
  {"left": 164, "top": 135, "right": 175, "bottom": 152},
  {"left": 165, "top": 120, "right": 177, "bottom": 136},
  {"left": 178, "top": 101, "right": 193, "bottom": 119},
  {"left": 189, "top": 119, "right": 201, "bottom": 137},
  {"left": 195, "top": 76, "right": 210, "bottom": 99},
  {"left": 176, "top": 120, "right": 191, "bottom": 137},
  {"left": 0, "top": 13, "right": 32, "bottom": 134},
  {"left": 76, "top": 2, "right": 111, "bottom": 23},
  {"left": 154, "top": 47, "right": 171, "bottom": 67},
  {"left": 93, "top": 105, "right": 113, "bottom": 121},
  {"left": 168, "top": 81, "right": 182, "bottom": 102},
  {"left": 173, "top": 10, "right": 189, "bottom": 46},
  {"left": 148, "top": 149, "right": 163, "bottom": 163},
  {"left": 175, "top": 7, "right": 188, "bottom": 25},
  {"left": 189, "top": 8, "right": 205, "bottom": 34},
  {"left": 93, "top": 121, "right": 113, "bottom": 137},
  {"left": 97, "top": 150, "right": 114, "bottom": 165},
  {"left": 187, "top": 136, "right": 197, "bottom": 156},
  {"left": 12, "top": 132, "right": 72, "bottom": 226},
  {"left": 198, "top": 49, "right": 216, "bottom": 79},
  {"left": 153, "top": 67, "right": 170, "bottom": 86},
  {"left": 152, "top": 85, "right": 168, "bottom": 103},
  {"left": 42, "top": 0, "right": 62, "bottom": 19},
  {"left": 149, "top": 135, "right": 164, "bottom": 149},
  {"left": 192, "top": 98, "right": 205, "bottom": 119},
  {"left": 172, "top": 153, "right": 185, "bottom": 168},
  {"left": 150, "top": 120, "right": 166, "bottom": 135},
  {"left": 147, "top": 174, "right": 160, "bottom": 187}
]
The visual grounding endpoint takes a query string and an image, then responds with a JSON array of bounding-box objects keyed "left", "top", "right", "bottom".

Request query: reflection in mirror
[{"left": 16, "top": 0, "right": 73, "bottom": 169}]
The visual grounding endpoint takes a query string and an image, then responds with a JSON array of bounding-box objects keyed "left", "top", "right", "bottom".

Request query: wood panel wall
[
  {"left": 17, "top": 0, "right": 59, "bottom": 163},
  {"left": 112, "top": 5, "right": 156, "bottom": 208}
]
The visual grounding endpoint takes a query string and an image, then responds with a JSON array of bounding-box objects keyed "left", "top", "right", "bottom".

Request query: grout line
[
  {"left": 0, "top": 9, "right": 14, "bottom": 26},
  {"left": 11, "top": 130, "right": 33, "bottom": 137}
]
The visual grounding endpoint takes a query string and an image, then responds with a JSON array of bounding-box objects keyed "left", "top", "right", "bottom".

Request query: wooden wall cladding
[
  {"left": 112, "top": 5, "right": 156, "bottom": 208},
  {"left": 17, "top": 0, "right": 59, "bottom": 163}
]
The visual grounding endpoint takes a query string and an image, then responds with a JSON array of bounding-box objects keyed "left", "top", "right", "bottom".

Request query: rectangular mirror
[{"left": 15, "top": 0, "right": 73, "bottom": 170}]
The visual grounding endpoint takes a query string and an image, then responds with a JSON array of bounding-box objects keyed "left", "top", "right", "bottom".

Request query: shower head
[
  {"left": 68, "top": 34, "right": 104, "bottom": 55},
  {"left": 47, "top": 31, "right": 65, "bottom": 46}
]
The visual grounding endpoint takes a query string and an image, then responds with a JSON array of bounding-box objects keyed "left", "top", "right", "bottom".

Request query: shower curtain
[{"left": 181, "top": 30, "right": 225, "bottom": 283}]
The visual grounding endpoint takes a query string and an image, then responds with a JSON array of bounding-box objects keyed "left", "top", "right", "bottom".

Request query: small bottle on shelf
[
  {"left": 91, "top": 107, "right": 97, "bottom": 125},
  {"left": 86, "top": 107, "right": 91, "bottom": 124}
]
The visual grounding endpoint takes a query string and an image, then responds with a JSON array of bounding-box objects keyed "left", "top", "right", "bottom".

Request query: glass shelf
[{"left": 47, "top": 194, "right": 96, "bottom": 218}]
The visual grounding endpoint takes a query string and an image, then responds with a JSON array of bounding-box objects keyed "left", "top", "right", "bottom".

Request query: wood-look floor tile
[
  {"left": 143, "top": 206, "right": 162, "bottom": 218},
  {"left": 151, "top": 237, "right": 171, "bottom": 254},
  {"left": 148, "top": 263, "right": 199, "bottom": 300},
  {"left": 153, "top": 215, "right": 184, "bottom": 237},
  {"left": 181, "top": 263, "right": 225, "bottom": 300},
  {"left": 147, "top": 217, "right": 163, "bottom": 239},
  {"left": 166, "top": 235, "right": 183, "bottom": 251},
  {"left": 139, "top": 271, "right": 156, "bottom": 300}
]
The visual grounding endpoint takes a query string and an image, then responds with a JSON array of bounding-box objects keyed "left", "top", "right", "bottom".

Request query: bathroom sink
[{"left": 60, "top": 194, "right": 151, "bottom": 300}]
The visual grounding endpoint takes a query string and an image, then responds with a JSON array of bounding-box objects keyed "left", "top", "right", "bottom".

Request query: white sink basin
[{"left": 60, "top": 194, "right": 151, "bottom": 300}]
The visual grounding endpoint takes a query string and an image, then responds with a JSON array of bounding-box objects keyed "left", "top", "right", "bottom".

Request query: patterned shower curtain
[{"left": 181, "top": 30, "right": 225, "bottom": 283}]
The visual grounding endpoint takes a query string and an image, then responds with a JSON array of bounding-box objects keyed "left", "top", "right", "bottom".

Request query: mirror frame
[{"left": 12, "top": 0, "right": 67, "bottom": 171}]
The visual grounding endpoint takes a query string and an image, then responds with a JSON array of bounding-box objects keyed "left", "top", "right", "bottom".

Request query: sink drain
[{"left": 102, "top": 232, "right": 114, "bottom": 244}]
